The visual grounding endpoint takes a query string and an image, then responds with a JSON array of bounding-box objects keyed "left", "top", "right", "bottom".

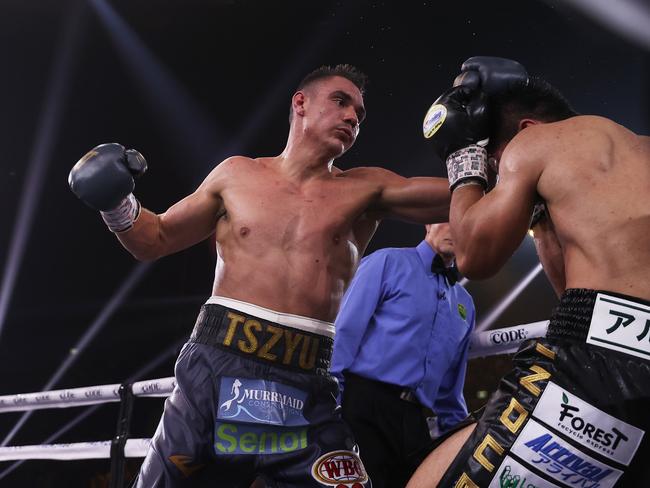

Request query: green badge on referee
[{"left": 458, "top": 303, "right": 467, "bottom": 321}]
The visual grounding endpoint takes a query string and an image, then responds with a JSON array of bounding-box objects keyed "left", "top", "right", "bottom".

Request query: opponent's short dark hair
[
  {"left": 489, "top": 76, "right": 579, "bottom": 149},
  {"left": 289, "top": 64, "right": 368, "bottom": 123}
]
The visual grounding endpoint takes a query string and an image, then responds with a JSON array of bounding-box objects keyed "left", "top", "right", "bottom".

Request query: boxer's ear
[
  {"left": 518, "top": 118, "right": 539, "bottom": 131},
  {"left": 292, "top": 92, "right": 306, "bottom": 117}
]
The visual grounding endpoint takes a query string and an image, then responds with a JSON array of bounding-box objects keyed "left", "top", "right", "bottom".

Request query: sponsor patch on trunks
[
  {"left": 213, "top": 422, "right": 307, "bottom": 455},
  {"left": 511, "top": 419, "right": 623, "bottom": 488},
  {"left": 311, "top": 450, "right": 368, "bottom": 487},
  {"left": 532, "top": 381, "right": 644, "bottom": 465},
  {"left": 488, "top": 456, "right": 561, "bottom": 488},
  {"left": 217, "top": 377, "right": 308, "bottom": 426},
  {"left": 587, "top": 293, "right": 650, "bottom": 360}
]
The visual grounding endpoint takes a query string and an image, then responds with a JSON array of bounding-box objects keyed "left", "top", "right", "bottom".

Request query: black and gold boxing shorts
[{"left": 438, "top": 289, "right": 650, "bottom": 487}]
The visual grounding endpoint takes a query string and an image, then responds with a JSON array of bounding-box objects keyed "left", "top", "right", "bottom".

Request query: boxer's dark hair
[
  {"left": 289, "top": 64, "right": 368, "bottom": 123},
  {"left": 488, "top": 77, "right": 578, "bottom": 149},
  {"left": 297, "top": 64, "right": 367, "bottom": 94}
]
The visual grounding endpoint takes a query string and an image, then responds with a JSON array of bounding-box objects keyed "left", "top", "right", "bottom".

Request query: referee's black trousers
[{"left": 341, "top": 372, "right": 435, "bottom": 488}]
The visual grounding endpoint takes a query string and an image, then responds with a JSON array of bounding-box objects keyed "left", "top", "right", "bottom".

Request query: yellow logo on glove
[{"left": 423, "top": 103, "right": 447, "bottom": 139}]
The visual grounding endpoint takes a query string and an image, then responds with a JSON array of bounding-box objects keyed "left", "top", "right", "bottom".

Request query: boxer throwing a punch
[
  {"left": 69, "top": 65, "right": 452, "bottom": 487},
  {"left": 408, "top": 57, "right": 650, "bottom": 487}
]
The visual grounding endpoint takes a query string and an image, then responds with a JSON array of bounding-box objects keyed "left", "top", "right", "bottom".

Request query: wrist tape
[
  {"left": 446, "top": 145, "right": 489, "bottom": 191},
  {"left": 100, "top": 193, "right": 141, "bottom": 233}
]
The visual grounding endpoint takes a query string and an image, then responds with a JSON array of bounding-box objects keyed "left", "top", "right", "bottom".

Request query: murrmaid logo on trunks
[
  {"left": 532, "top": 381, "right": 644, "bottom": 465},
  {"left": 488, "top": 456, "right": 561, "bottom": 488},
  {"left": 217, "top": 377, "right": 308, "bottom": 426},
  {"left": 511, "top": 420, "right": 623, "bottom": 488},
  {"left": 587, "top": 292, "right": 650, "bottom": 360}
]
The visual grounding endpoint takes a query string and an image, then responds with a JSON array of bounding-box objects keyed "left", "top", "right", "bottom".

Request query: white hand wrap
[
  {"left": 100, "top": 193, "right": 141, "bottom": 233},
  {"left": 446, "top": 145, "right": 489, "bottom": 191}
]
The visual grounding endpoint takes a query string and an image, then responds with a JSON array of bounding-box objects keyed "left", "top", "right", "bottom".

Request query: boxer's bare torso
[
  {"left": 112, "top": 74, "right": 450, "bottom": 322},
  {"left": 513, "top": 116, "right": 650, "bottom": 300},
  {"left": 210, "top": 157, "right": 446, "bottom": 321},
  {"left": 117, "top": 157, "right": 448, "bottom": 322}
]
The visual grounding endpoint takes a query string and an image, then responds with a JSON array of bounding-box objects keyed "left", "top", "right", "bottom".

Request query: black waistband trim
[
  {"left": 190, "top": 303, "right": 332, "bottom": 376},
  {"left": 547, "top": 288, "right": 650, "bottom": 342}
]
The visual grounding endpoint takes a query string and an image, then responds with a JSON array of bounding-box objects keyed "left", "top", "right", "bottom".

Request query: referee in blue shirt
[{"left": 331, "top": 223, "right": 475, "bottom": 487}]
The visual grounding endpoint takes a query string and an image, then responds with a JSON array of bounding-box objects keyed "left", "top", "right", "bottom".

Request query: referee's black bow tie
[{"left": 431, "top": 254, "right": 460, "bottom": 286}]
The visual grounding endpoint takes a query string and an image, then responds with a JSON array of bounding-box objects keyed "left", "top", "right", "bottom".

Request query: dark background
[{"left": 0, "top": 0, "right": 648, "bottom": 485}]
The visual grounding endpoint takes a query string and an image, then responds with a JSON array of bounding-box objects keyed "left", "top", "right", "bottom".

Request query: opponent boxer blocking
[
  {"left": 408, "top": 58, "right": 650, "bottom": 487},
  {"left": 69, "top": 65, "right": 452, "bottom": 487}
]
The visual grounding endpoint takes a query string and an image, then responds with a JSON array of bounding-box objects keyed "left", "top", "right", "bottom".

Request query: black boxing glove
[
  {"left": 423, "top": 85, "right": 490, "bottom": 190},
  {"left": 453, "top": 56, "right": 528, "bottom": 96},
  {"left": 69, "top": 143, "right": 147, "bottom": 232}
]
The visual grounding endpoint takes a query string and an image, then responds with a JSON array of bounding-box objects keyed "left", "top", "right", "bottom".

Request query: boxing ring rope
[
  {"left": 0, "top": 319, "right": 549, "bottom": 467},
  {"left": 0, "top": 320, "right": 551, "bottom": 486}
]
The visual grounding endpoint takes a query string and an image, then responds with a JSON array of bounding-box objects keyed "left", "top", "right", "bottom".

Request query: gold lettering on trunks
[
  {"left": 519, "top": 364, "right": 550, "bottom": 397},
  {"left": 454, "top": 472, "right": 479, "bottom": 488},
  {"left": 473, "top": 434, "right": 504, "bottom": 472},
  {"left": 223, "top": 312, "right": 245, "bottom": 346},
  {"left": 499, "top": 397, "right": 528, "bottom": 434},
  {"left": 298, "top": 336, "right": 318, "bottom": 370},
  {"left": 258, "top": 325, "right": 282, "bottom": 361},
  {"left": 238, "top": 319, "right": 261, "bottom": 353},
  {"left": 283, "top": 330, "right": 303, "bottom": 365},
  {"left": 219, "top": 313, "right": 323, "bottom": 371},
  {"left": 535, "top": 341, "right": 556, "bottom": 360}
]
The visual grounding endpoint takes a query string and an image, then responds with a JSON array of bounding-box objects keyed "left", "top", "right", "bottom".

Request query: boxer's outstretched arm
[
  {"left": 116, "top": 163, "right": 227, "bottom": 261},
  {"left": 349, "top": 167, "right": 451, "bottom": 223},
  {"left": 450, "top": 129, "right": 545, "bottom": 279}
]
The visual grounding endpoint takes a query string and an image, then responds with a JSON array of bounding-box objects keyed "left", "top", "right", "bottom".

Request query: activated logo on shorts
[
  {"left": 511, "top": 420, "right": 623, "bottom": 488},
  {"left": 217, "top": 377, "right": 308, "bottom": 426},
  {"left": 311, "top": 450, "right": 369, "bottom": 487}
]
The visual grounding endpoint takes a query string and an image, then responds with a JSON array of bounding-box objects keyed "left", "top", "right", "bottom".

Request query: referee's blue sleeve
[{"left": 433, "top": 302, "right": 475, "bottom": 433}]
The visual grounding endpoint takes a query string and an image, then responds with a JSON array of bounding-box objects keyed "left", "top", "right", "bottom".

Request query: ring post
[{"left": 110, "top": 383, "right": 134, "bottom": 488}]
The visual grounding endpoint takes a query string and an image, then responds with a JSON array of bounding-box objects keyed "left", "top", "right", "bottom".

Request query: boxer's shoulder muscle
[
  {"left": 336, "top": 166, "right": 386, "bottom": 190},
  {"left": 199, "top": 155, "right": 260, "bottom": 194}
]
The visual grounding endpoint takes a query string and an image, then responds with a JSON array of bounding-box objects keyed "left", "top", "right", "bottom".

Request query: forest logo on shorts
[
  {"left": 531, "top": 381, "right": 644, "bottom": 466},
  {"left": 311, "top": 450, "right": 368, "bottom": 487},
  {"left": 458, "top": 303, "right": 467, "bottom": 321}
]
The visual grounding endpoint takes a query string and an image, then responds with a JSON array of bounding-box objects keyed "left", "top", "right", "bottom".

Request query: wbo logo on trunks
[
  {"left": 531, "top": 381, "right": 644, "bottom": 466},
  {"left": 311, "top": 450, "right": 368, "bottom": 487},
  {"left": 510, "top": 419, "right": 623, "bottom": 488},
  {"left": 587, "top": 293, "right": 650, "bottom": 361},
  {"left": 217, "top": 377, "right": 308, "bottom": 426}
]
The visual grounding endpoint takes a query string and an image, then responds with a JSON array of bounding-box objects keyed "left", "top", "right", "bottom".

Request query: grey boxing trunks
[
  {"left": 132, "top": 297, "right": 372, "bottom": 488},
  {"left": 437, "top": 288, "right": 650, "bottom": 487}
]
